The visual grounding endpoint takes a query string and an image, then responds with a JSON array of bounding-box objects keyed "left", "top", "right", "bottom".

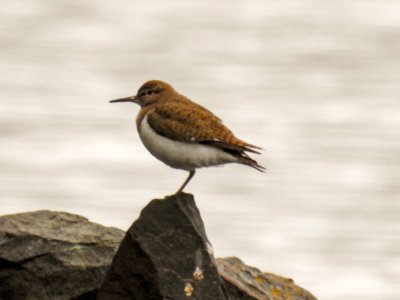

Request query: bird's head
[{"left": 110, "top": 80, "right": 176, "bottom": 107}]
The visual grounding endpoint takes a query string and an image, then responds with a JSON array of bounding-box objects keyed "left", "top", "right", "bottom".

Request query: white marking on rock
[
  {"left": 206, "top": 242, "right": 214, "bottom": 256},
  {"left": 193, "top": 266, "right": 204, "bottom": 281},
  {"left": 184, "top": 282, "right": 194, "bottom": 296}
]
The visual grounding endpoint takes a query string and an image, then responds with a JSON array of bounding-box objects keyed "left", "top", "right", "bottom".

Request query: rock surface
[
  {"left": 98, "top": 193, "right": 317, "bottom": 300},
  {"left": 0, "top": 194, "right": 317, "bottom": 300},
  {"left": 0, "top": 210, "right": 124, "bottom": 300},
  {"left": 217, "top": 257, "right": 316, "bottom": 300},
  {"left": 98, "top": 193, "right": 228, "bottom": 300}
]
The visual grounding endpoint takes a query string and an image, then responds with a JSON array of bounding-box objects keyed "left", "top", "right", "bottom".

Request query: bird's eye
[{"left": 147, "top": 90, "right": 153, "bottom": 95}]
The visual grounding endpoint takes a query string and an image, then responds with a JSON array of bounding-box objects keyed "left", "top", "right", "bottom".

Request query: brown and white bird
[{"left": 110, "top": 80, "right": 264, "bottom": 194}]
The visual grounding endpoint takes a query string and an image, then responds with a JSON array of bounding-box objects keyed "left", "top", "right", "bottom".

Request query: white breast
[{"left": 138, "top": 115, "right": 238, "bottom": 171}]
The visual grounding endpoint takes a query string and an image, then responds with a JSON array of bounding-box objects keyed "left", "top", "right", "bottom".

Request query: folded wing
[{"left": 146, "top": 100, "right": 265, "bottom": 172}]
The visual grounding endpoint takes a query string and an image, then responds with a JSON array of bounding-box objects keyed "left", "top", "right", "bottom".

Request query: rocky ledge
[{"left": 0, "top": 193, "right": 316, "bottom": 300}]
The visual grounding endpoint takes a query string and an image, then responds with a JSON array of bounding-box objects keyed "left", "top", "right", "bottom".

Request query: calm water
[{"left": 1, "top": 1, "right": 400, "bottom": 299}]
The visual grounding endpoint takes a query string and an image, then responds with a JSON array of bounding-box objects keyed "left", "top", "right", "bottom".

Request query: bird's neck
[{"left": 136, "top": 103, "right": 156, "bottom": 128}]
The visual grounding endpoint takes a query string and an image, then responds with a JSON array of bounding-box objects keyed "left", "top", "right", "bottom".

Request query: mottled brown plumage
[
  {"left": 110, "top": 80, "right": 264, "bottom": 194},
  {"left": 147, "top": 100, "right": 261, "bottom": 153}
]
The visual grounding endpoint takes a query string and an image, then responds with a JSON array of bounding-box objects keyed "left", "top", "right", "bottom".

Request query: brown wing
[{"left": 146, "top": 99, "right": 262, "bottom": 154}]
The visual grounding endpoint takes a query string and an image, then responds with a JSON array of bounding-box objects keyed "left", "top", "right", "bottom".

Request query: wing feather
[{"left": 146, "top": 100, "right": 262, "bottom": 154}]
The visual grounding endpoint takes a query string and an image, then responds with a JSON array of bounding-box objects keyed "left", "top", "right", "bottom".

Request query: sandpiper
[{"left": 110, "top": 80, "right": 264, "bottom": 194}]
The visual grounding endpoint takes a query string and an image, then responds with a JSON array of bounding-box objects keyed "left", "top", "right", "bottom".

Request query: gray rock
[{"left": 0, "top": 210, "right": 124, "bottom": 300}]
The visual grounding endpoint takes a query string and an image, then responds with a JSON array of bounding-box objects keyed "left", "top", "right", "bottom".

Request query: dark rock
[
  {"left": 0, "top": 195, "right": 317, "bottom": 300},
  {"left": 97, "top": 193, "right": 228, "bottom": 300},
  {"left": 98, "top": 193, "right": 317, "bottom": 300},
  {"left": 0, "top": 210, "right": 124, "bottom": 300}
]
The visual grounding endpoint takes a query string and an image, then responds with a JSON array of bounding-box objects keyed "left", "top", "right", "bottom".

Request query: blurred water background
[{"left": 1, "top": 1, "right": 400, "bottom": 299}]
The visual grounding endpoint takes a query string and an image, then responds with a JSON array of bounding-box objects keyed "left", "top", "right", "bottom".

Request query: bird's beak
[{"left": 109, "top": 95, "right": 138, "bottom": 104}]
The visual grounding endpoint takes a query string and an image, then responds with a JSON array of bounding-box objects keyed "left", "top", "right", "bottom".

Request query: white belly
[{"left": 138, "top": 116, "right": 238, "bottom": 170}]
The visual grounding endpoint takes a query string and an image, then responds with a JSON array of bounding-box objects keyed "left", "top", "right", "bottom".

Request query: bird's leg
[{"left": 175, "top": 170, "right": 196, "bottom": 194}]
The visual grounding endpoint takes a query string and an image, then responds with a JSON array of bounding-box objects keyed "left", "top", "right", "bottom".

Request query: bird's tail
[{"left": 238, "top": 153, "right": 266, "bottom": 172}]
